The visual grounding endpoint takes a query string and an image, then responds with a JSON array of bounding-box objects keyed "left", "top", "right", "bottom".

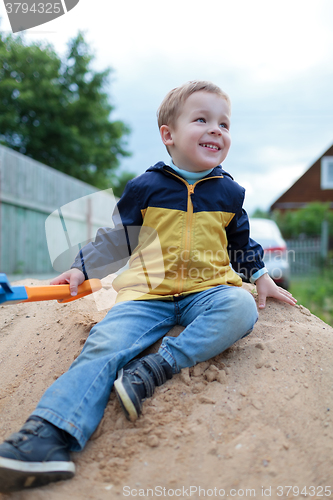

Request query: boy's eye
[
  {"left": 196, "top": 118, "right": 206, "bottom": 123},
  {"left": 220, "top": 123, "right": 228, "bottom": 129}
]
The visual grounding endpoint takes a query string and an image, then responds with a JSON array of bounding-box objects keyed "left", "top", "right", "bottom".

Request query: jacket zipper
[
  {"left": 179, "top": 183, "right": 196, "bottom": 294},
  {"left": 165, "top": 169, "right": 223, "bottom": 294}
]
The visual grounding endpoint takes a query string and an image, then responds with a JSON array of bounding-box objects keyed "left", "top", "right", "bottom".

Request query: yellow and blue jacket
[{"left": 73, "top": 162, "right": 264, "bottom": 303}]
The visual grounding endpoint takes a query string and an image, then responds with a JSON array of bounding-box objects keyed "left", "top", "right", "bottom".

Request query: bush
[
  {"left": 272, "top": 202, "right": 333, "bottom": 239},
  {"left": 290, "top": 269, "right": 333, "bottom": 326}
]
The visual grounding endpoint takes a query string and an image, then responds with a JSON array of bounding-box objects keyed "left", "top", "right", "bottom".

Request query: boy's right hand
[{"left": 50, "top": 268, "right": 85, "bottom": 296}]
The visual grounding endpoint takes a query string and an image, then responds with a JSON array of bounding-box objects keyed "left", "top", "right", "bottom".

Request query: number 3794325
[
  {"left": 277, "top": 485, "right": 331, "bottom": 496},
  {"left": 5, "top": 3, "right": 62, "bottom": 14}
]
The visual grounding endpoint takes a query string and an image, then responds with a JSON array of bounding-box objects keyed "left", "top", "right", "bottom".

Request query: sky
[{"left": 1, "top": 0, "right": 333, "bottom": 214}]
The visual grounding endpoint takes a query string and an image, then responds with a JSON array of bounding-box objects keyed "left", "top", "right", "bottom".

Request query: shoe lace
[{"left": 5, "top": 420, "right": 43, "bottom": 447}]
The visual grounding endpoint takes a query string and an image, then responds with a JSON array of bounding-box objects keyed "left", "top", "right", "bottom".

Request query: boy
[{"left": 0, "top": 81, "right": 296, "bottom": 493}]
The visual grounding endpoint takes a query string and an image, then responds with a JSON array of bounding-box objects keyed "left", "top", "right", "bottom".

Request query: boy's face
[{"left": 160, "top": 91, "right": 231, "bottom": 172}]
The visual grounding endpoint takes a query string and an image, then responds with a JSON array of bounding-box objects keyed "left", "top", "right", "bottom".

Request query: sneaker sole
[
  {"left": 0, "top": 456, "right": 75, "bottom": 493},
  {"left": 114, "top": 369, "right": 139, "bottom": 422}
]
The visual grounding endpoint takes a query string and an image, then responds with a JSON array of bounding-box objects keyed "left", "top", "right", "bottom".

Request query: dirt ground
[{"left": 0, "top": 278, "right": 333, "bottom": 500}]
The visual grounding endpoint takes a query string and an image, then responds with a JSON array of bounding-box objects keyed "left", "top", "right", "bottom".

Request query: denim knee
[{"left": 236, "top": 287, "right": 258, "bottom": 336}]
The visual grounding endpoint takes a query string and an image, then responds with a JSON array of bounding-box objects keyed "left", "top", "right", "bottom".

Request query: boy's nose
[{"left": 209, "top": 124, "right": 222, "bottom": 135}]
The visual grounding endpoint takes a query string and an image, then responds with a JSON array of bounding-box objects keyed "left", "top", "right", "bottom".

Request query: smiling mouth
[{"left": 200, "top": 143, "right": 220, "bottom": 150}]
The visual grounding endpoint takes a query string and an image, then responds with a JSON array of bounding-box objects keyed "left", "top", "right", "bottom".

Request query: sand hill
[{"left": 0, "top": 279, "right": 332, "bottom": 500}]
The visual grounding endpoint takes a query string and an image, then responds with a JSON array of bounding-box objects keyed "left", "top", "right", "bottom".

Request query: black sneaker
[
  {"left": 114, "top": 353, "right": 173, "bottom": 422},
  {"left": 0, "top": 417, "right": 75, "bottom": 493}
]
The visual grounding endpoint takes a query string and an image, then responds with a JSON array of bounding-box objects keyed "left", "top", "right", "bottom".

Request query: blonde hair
[{"left": 157, "top": 80, "right": 231, "bottom": 129}]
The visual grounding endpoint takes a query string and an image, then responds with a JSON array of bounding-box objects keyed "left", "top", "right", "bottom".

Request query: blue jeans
[{"left": 32, "top": 285, "right": 258, "bottom": 451}]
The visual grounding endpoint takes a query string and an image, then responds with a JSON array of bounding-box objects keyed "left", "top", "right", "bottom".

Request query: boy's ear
[{"left": 160, "top": 125, "right": 174, "bottom": 146}]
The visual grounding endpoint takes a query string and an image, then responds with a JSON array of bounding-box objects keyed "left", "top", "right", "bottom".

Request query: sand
[{"left": 0, "top": 279, "right": 333, "bottom": 500}]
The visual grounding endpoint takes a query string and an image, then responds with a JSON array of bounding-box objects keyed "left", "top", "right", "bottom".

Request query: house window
[{"left": 321, "top": 156, "right": 333, "bottom": 189}]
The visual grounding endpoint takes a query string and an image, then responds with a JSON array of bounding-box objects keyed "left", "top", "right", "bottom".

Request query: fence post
[{"left": 321, "top": 220, "right": 329, "bottom": 261}]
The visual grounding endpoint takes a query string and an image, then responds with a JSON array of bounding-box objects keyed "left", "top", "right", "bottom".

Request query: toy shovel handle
[{"left": 24, "top": 279, "right": 102, "bottom": 303}]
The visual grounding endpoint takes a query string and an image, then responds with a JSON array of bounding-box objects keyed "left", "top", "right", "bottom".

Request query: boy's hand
[
  {"left": 50, "top": 268, "right": 85, "bottom": 296},
  {"left": 255, "top": 273, "right": 297, "bottom": 309}
]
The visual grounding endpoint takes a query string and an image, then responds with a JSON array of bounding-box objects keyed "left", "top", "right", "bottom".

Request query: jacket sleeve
[
  {"left": 71, "top": 180, "right": 143, "bottom": 279},
  {"left": 226, "top": 207, "right": 265, "bottom": 281}
]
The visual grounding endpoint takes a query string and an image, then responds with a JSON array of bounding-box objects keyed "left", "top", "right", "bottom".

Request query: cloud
[
  {"left": 1, "top": 0, "right": 333, "bottom": 212},
  {"left": 239, "top": 162, "right": 307, "bottom": 214}
]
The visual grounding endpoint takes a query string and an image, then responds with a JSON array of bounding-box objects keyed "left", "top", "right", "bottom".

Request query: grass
[{"left": 289, "top": 269, "right": 333, "bottom": 327}]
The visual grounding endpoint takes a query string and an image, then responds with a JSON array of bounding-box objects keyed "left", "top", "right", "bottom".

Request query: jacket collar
[{"left": 146, "top": 161, "right": 234, "bottom": 180}]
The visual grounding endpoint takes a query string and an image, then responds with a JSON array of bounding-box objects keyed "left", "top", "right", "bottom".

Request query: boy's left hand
[{"left": 255, "top": 273, "right": 297, "bottom": 309}]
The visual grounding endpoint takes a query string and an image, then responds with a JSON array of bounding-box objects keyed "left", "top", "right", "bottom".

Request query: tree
[
  {"left": 110, "top": 171, "right": 137, "bottom": 198},
  {"left": 0, "top": 31, "right": 131, "bottom": 189},
  {"left": 250, "top": 208, "right": 271, "bottom": 219}
]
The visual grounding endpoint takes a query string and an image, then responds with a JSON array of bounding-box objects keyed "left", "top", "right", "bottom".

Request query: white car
[{"left": 249, "top": 218, "right": 290, "bottom": 289}]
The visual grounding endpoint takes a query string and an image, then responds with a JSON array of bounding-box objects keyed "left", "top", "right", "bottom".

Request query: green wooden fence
[{"left": 0, "top": 145, "right": 117, "bottom": 275}]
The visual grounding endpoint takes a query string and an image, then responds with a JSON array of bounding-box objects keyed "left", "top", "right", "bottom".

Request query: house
[{"left": 270, "top": 143, "right": 333, "bottom": 212}]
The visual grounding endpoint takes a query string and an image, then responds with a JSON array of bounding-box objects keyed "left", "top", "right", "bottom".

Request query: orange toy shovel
[{"left": 0, "top": 274, "right": 102, "bottom": 306}]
